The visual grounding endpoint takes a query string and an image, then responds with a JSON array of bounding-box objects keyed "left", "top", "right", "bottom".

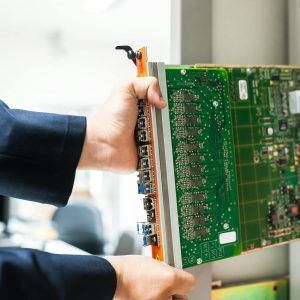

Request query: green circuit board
[
  {"left": 166, "top": 68, "right": 242, "bottom": 267},
  {"left": 164, "top": 65, "right": 300, "bottom": 266},
  {"left": 223, "top": 66, "right": 300, "bottom": 252}
]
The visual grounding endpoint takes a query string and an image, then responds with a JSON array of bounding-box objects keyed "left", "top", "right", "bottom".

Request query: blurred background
[{"left": 0, "top": 0, "right": 171, "bottom": 255}]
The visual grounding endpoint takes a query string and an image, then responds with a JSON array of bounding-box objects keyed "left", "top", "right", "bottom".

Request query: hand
[
  {"left": 105, "top": 255, "right": 196, "bottom": 300},
  {"left": 78, "top": 77, "right": 166, "bottom": 172}
]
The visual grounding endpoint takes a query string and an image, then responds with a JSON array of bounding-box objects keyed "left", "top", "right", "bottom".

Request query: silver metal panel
[
  {"left": 148, "top": 62, "right": 183, "bottom": 268},
  {"left": 148, "top": 62, "right": 174, "bottom": 266},
  {"left": 158, "top": 63, "right": 183, "bottom": 269}
]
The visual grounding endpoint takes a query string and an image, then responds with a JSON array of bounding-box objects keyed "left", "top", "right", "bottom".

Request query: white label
[
  {"left": 219, "top": 231, "right": 237, "bottom": 245},
  {"left": 289, "top": 90, "right": 300, "bottom": 114},
  {"left": 238, "top": 80, "right": 248, "bottom": 100}
]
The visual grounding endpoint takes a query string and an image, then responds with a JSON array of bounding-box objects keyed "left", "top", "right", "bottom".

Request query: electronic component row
[{"left": 136, "top": 100, "right": 158, "bottom": 247}]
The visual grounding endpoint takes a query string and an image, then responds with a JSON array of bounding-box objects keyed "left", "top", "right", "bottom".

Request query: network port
[
  {"left": 138, "top": 101, "right": 146, "bottom": 117},
  {"left": 137, "top": 130, "right": 150, "bottom": 143},
  {"left": 138, "top": 170, "right": 152, "bottom": 182},
  {"left": 139, "top": 158, "right": 151, "bottom": 170},
  {"left": 143, "top": 197, "right": 154, "bottom": 210},
  {"left": 137, "top": 117, "right": 148, "bottom": 130},
  {"left": 138, "top": 182, "right": 154, "bottom": 194},
  {"left": 138, "top": 145, "right": 151, "bottom": 157},
  {"left": 137, "top": 222, "right": 157, "bottom": 235},
  {"left": 146, "top": 210, "right": 156, "bottom": 222},
  {"left": 142, "top": 234, "right": 158, "bottom": 247}
]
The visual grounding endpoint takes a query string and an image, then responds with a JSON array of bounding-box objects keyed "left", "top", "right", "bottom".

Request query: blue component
[
  {"left": 138, "top": 183, "right": 145, "bottom": 194},
  {"left": 147, "top": 227, "right": 151, "bottom": 235},
  {"left": 143, "top": 235, "right": 147, "bottom": 246},
  {"left": 138, "top": 182, "right": 153, "bottom": 194},
  {"left": 149, "top": 184, "right": 153, "bottom": 193}
]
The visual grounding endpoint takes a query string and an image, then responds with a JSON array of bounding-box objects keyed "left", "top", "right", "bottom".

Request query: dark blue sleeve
[
  {"left": 0, "top": 100, "right": 86, "bottom": 206},
  {"left": 0, "top": 248, "right": 116, "bottom": 300},
  {"left": 0, "top": 101, "right": 117, "bottom": 299}
]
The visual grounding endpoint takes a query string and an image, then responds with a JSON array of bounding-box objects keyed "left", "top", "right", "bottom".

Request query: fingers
[
  {"left": 172, "top": 295, "right": 188, "bottom": 300},
  {"left": 171, "top": 268, "right": 196, "bottom": 296},
  {"left": 131, "top": 77, "right": 167, "bottom": 109}
]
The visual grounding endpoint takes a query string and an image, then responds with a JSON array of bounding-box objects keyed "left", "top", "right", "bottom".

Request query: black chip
[
  {"left": 272, "top": 74, "right": 280, "bottom": 80},
  {"left": 278, "top": 158, "right": 287, "bottom": 165},
  {"left": 262, "top": 147, "right": 268, "bottom": 156},
  {"left": 279, "top": 120, "right": 288, "bottom": 131}
]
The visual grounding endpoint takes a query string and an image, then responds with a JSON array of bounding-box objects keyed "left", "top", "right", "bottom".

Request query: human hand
[
  {"left": 105, "top": 255, "right": 196, "bottom": 300},
  {"left": 78, "top": 77, "right": 166, "bottom": 172}
]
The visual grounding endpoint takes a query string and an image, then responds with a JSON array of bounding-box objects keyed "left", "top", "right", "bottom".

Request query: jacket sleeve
[
  {"left": 0, "top": 100, "right": 86, "bottom": 206},
  {"left": 0, "top": 248, "right": 116, "bottom": 300}
]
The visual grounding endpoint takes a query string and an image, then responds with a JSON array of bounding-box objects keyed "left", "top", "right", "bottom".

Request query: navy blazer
[{"left": 0, "top": 100, "right": 116, "bottom": 299}]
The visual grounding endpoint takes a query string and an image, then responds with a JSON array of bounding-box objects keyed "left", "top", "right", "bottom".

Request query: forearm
[
  {"left": 0, "top": 100, "right": 86, "bottom": 206},
  {"left": 0, "top": 248, "right": 116, "bottom": 300}
]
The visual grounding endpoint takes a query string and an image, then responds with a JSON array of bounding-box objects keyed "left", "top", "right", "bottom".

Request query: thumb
[
  {"left": 171, "top": 269, "right": 196, "bottom": 296},
  {"left": 131, "top": 77, "right": 167, "bottom": 109},
  {"left": 172, "top": 295, "right": 189, "bottom": 300}
]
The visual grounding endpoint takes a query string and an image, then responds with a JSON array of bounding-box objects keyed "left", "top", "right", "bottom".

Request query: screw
[
  {"left": 223, "top": 223, "right": 229, "bottom": 230},
  {"left": 136, "top": 51, "right": 142, "bottom": 59}
]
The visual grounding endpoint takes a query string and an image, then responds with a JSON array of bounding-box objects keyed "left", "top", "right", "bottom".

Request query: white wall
[
  {"left": 212, "top": 0, "right": 288, "bottom": 64},
  {"left": 0, "top": 0, "right": 171, "bottom": 112}
]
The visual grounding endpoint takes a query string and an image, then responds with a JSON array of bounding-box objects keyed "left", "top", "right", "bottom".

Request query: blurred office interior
[{"left": 0, "top": 0, "right": 171, "bottom": 255}]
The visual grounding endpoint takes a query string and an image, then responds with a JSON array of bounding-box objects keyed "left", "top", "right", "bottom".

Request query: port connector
[
  {"left": 142, "top": 234, "right": 158, "bottom": 247},
  {"left": 138, "top": 101, "right": 146, "bottom": 117},
  {"left": 138, "top": 145, "right": 151, "bottom": 157},
  {"left": 137, "top": 157, "right": 151, "bottom": 171},
  {"left": 143, "top": 197, "right": 154, "bottom": 210},
  {"left": 139, "top": 158, "right": 151, "bottom": 170},
  {"left": 138, "top": 182, "right": 154, "bottom": 194},
  {"left": 138, "top": 170, "right": 152, "bottom": 183},
  {"left": 146, "top": 210, "right": 156, "bottom": 222},
  {"left": 137, "top": 222, "right": 157, "bottom": 235},
  {"left": 137, "top": 130, "right": 150, "bottom": 143},
  {"left": 137, "top": 117, "right": 148, "bottom": 130}
]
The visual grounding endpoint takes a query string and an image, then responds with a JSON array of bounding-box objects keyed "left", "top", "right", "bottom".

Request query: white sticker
[
  {"left": 219, "top": 231, "right": 237, "bottom": 245},
  {"left": 238, "top": 80, "right": 248, "bottom": 100}
]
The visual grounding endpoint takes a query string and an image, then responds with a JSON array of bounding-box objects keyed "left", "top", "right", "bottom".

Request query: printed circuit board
[{"left": 133, "top": 50, "right": 300, "bottom": 268}]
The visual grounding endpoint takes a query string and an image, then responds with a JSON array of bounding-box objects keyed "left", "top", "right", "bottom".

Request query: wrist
[
  {"left": 78, "top": 115, "right": 111, "bottom": 170},
  {"left": 104, "top": 256, "right": 124, "bottom": 299}
]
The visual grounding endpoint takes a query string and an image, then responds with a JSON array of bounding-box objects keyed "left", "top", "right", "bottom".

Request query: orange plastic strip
[{"left": 136, "top": 47, "right": 164, "bottom": 262}]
